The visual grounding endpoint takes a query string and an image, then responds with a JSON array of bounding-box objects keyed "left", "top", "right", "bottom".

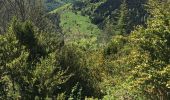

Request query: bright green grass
[
  {"left": 60, "top": 11, "right": 102, "bottom": 49},
  {"left": 60, "top": 11, "right": 101, "bottom": 36}
]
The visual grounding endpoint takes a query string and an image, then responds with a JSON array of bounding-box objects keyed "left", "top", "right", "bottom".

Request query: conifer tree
[
  {"left": 116, "top": 0, "right": 128, "bottom": 35},
  {"left": 0, "top": 19, "right": 71, "bottom": 99}
]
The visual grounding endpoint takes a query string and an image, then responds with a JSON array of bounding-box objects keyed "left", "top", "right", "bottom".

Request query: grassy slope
[
  {"left": 60, "top": 11, "right": 101, "bottom": 49},
  {"left": 49, "top": 1, "right": 103, "bottom": 49}
]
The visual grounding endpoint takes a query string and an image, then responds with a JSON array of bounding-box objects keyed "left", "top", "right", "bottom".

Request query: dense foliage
[{"left": 0, "top": 0, "right": 170, "bottom": 99}]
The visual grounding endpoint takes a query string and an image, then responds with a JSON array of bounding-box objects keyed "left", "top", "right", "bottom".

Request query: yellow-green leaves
[{"left": 103, "top": 1, "right": 170, "bottom": 99}]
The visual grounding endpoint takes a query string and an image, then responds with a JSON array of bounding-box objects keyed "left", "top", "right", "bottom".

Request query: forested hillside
[
  {"left": 45, "top": 0, "right": 81, "bottom": 11},
  {"left": 0, "top": 0, "right": 170, "bottom": 100}
]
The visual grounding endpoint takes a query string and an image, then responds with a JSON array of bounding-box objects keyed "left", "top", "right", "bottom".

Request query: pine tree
[
  {"left": 116, "top": 0, "right": 129, "bottom": 35},
  {"left": 104, "top": 0, "right": 129, "bottom": 38},
  {"left": 0, "top": 19, "right": 71, "bottom": 99}
]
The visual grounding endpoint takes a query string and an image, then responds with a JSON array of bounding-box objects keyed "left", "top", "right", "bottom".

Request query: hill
[{"left": 0, "top": 0, "right": 170, "bottom": 99}]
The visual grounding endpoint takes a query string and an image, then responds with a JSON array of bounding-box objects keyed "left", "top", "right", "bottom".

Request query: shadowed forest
[{"left": 0, "top": 0, "right": 170, "bottom": 100}]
